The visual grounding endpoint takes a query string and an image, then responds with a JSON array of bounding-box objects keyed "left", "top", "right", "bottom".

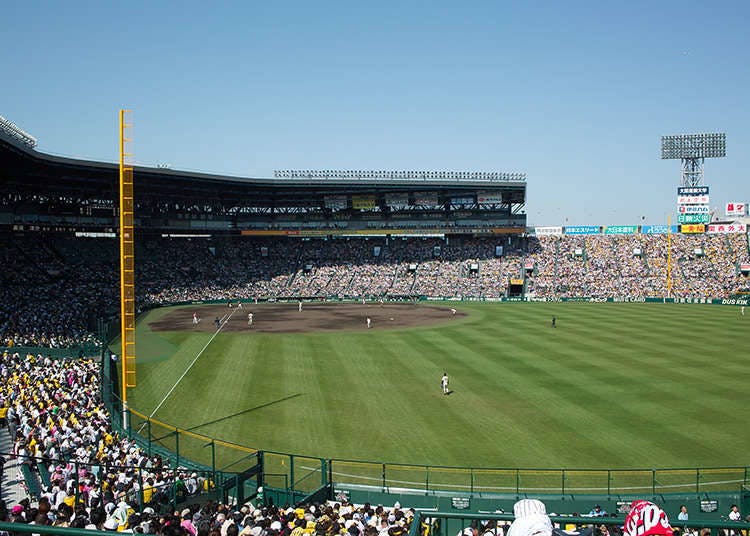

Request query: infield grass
[{"left": 127, "top": 302, "right": 750, "bottom": 474}]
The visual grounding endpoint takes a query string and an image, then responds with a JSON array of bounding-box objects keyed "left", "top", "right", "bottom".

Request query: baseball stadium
[{"left": 0, "top": 115, "right": 749, "bottom": 535}]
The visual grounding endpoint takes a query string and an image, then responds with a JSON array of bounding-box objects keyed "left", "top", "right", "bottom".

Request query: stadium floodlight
[
  {"left": 0, "top": 115, "right": 38, "bottom": 148},
  {"left": 661, "top": 132, "right": 726, "bottom": 187},
  {"left": 661, "top": 132, "right": 726, "bottom": 159}
]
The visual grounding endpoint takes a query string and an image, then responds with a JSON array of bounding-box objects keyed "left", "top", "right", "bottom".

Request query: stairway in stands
[{"left": 0, "top": 428, "right": 28, "bottom": 506}]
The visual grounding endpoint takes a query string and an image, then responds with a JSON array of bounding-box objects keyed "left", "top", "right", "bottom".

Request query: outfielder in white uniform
[
  {"left": 366, "top": 317, "right": 372, "bottom": 329},
  {"left": 248, "top": 312, "right": 253, "bottom": 326},
  {"left": 441, "top": 372, "right": 449, "bottom": 395}
]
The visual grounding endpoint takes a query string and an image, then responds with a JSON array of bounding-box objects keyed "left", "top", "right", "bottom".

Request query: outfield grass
[{"left": 127, "top": 302, "right": 749, "bottom": 474}]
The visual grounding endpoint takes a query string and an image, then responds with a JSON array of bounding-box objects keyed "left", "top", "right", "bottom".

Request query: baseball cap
[
  {"left": 624, "top": 501, "right": 673, "bottom": 536},
  {"left": 507, "top": 499, "right": 552, "bottom": 536}
]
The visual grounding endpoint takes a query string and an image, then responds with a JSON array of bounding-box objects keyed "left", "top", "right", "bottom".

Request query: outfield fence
[{"left": 109, "top": 402, "right": 750, "bottom": 497}]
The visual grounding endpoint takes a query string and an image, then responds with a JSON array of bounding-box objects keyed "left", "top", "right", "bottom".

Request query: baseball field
[{"left": 126, "top": 301, "right": 749, "bottom": 475}]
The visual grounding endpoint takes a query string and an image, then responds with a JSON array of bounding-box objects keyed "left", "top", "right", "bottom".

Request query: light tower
[{"left": 661, "top": 132, "right": 726, "bottom": 187}]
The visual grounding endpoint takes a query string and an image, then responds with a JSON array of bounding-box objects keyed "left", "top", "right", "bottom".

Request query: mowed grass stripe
[{"left": 129, "top": 302, "right": 750, "bottom": 469}]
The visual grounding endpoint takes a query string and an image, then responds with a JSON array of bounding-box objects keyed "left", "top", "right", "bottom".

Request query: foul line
[{"left": 141, "top": 308, "right": 239, "bottom": 427}]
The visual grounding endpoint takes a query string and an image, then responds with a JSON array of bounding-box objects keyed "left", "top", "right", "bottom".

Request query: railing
[
  {"left": 5, "top": 453, "right": 224, "bottom": 513},
  {"left": 109, "top": 402, "right": 750, "bottom": 496},
  {"left": 0, "top": 344, "right": 101, "bottom": 359},
  {"left": 410, "top": 512, "right": 750, "bottom": 536}
]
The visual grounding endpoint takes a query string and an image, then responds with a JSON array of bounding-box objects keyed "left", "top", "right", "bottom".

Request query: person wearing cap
[
  {"left": 507, "top": 499, "right": 552, "bottom": 536},
  {"left": 589, "top": 505, "right": 607, "bottom": 517},
  {"left": 677, "top": 506, "right": 688, "bottom": 522},
  {"left": 624, "top": 500, "right": 673, "bottom": 536},
  {"left": 182, "top": 509, "right": 197, "bottom": 536}
]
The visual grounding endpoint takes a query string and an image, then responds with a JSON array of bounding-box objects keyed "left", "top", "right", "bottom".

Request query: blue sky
[{"left": 2, "top": 1, "right": 748, "bottom": 225}]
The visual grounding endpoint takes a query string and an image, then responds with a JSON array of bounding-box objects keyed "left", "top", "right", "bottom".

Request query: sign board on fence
[
  {"left": 451, "top": 196, "right": 474, "bottom": 206},
  {"left": 605, "top": 225, "right": 638, "bottom": 235},
  {"left": 725, "top": 202, "right": 747, "bottom": 217},
  {"left": 534, "top": 226, "right": 563, "bottom": 236},
  {"left": 700, "top": 500, "right": 718, "bottom": 513},
  {"left": 352, "top": 195, "right": 377, "bottom": 210},
  {"left": 641, "top": 225, "right": 678, "bottom": 234},
  {"left": 678, "top": 213, "right": 711, "bottom": 224},
  {"left": 451, "top": 497, "right": 470, "bottom": 510},
  {"left": 565, "top": 225, "right": 600, "bottom": 235},
  {"left": 324, "top": 195, "right": 347, "bottom": 210},
  {"left": 679, "top": 205, "right": 709, "bottom": 214},
  {"left": 677, "top": 195, "right": 710, "bottom": 205},
  {"left": 413, "top": 192, "right": 438, "bottom": 206},
  {"left": 678, "top": 186, "right": 709, "bottom": 195},
  {"left": 740, "top": 263, "right": 750, "bottom": 272},
  {"left": 707, "top": 223, "right": 747, "bottom": 234},
  {"left": 385, "top": 193, "right": 409, "bottom": 209},
  {"left": 477, "top": 191, "right": 503, "bottom": 204},
  {"left": 681, "top": 224, "right": 706, "bottom": 234}
]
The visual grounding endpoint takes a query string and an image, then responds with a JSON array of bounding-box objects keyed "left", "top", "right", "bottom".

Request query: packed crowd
[
  {"left": 526, "top": 233, "right": 750, "bottom": 299},
  {"left": 0, "top": 494, "right": 420, "bottom": 536},
  {"left": 0, "top": 232, "right": 748, "bottom": 348}
]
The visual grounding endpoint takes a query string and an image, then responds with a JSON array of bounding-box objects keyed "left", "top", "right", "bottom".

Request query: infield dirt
[{"left": 148, "top": 302, "right": 466, "bottom": 334}]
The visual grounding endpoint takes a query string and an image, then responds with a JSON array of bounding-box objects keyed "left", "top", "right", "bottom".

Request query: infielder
[
  {"left": 450, "top": 308, "right": 456, "bottom": 316},
  {"left": 366, "top": 317, "right": 372, "bottom": 329},
  {"left": 248, "top": 312, "right": 254, "bottom": 326},
  {"left": 192, "top": 312, "right": 200, "bottom": 325},
  {"left": 298, "top": 300, "right": 303, "bottom": 312}
]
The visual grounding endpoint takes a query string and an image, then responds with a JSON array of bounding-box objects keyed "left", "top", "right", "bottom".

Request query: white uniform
[
  {"left": 366, "top": 317, "right": 372, "bottom": 329},
  {"left": 238, "top": 301, "right": 243, "bottom": 309},
  {"left": 450, "top": 308, "right": 457, "bottom": 316},
  {"left": 248, "top": 313, "right": 253, "bottom": 326},
  {"left": 298, "top": 301, "right": 303, "bottom": 312},
  {"left": 192, "top": 312, "right": 199, "bottom": 325},
  {"left": 441, "top": 373, "right": 449, "bottom": 394}
]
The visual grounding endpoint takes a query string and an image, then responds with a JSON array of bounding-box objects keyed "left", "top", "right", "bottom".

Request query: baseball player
[
  {"left": 192, "top": 312, "right": 200, "bottom": 325},
  {"left": 441, "top": 372, "right": 449, "bottom": 395},
  {"left": 450, "top": 308, "right": 456, "bottom": 316},
  {"left": 298, "top": 300, "right": 303, "bottom": 312},
  {"left": 248, "top": 312, "right": 253, "bottom": 326},
  {"left": 366, "top": 317, "right": 372, "bottom": 329}
]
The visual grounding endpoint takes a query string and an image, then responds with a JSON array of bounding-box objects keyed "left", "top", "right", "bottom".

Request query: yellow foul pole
[
  {"left": 119, "top": 110, "right": 136, "bottom": 428},
  {"left": 666, "top": 214, "right": 672, "bottom": 298}
]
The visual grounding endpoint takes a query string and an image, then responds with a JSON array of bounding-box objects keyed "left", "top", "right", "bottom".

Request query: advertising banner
[
  {"left": 534, "top": 226, "right": 563, "bottom": 236},
  {"left": 384, "top": 193, "right": 409, "bottom": 209},
  {"left": 351, "top": 195, "right": 377, "bottom": 210},
  {"left": 604, "top": 225, "right": 638, "bottom": 235},
  {"left": 725, "top": 202, "right": 747, "bottom": 217},
  {"left": 707, "top": 223, "right": 747, "bottom": 234},
  {"left": 681, "top": 224, "right": 706, "bottom": 234},
  {"left": 564, "top": 225, "right": 600, "bottom": 235},
  {"left": 740, "top": 263, "right": 750, "bottom": 271},
  {"left": 678, "top": 195, "right": 710, "bottom": 205},
  {"left": 477, "top": 191, "right": 503, "bottom": 204},
  {"left": 450, "top": 196, "right": 474, "bottom": 206},
  {"left": 524, "top": 260, "right": 535, "bottom": 270},
  {"left": 679, "top": 205, "right": 709, "bottom": 214},
  {"left": 677, "top": 186, "right": 709, "bottom": 195},
  {"left": 641, "top": 225, "right": 679, "bottom": 234},
  {"left": 678, "top": 213, "right": 711, "bottom": 224},
  {"left": 413, "top": 192, "right": 438, "bottom": 206},
  {"left": 324, "top": 195, "right": 347, "bottom": 210}
]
